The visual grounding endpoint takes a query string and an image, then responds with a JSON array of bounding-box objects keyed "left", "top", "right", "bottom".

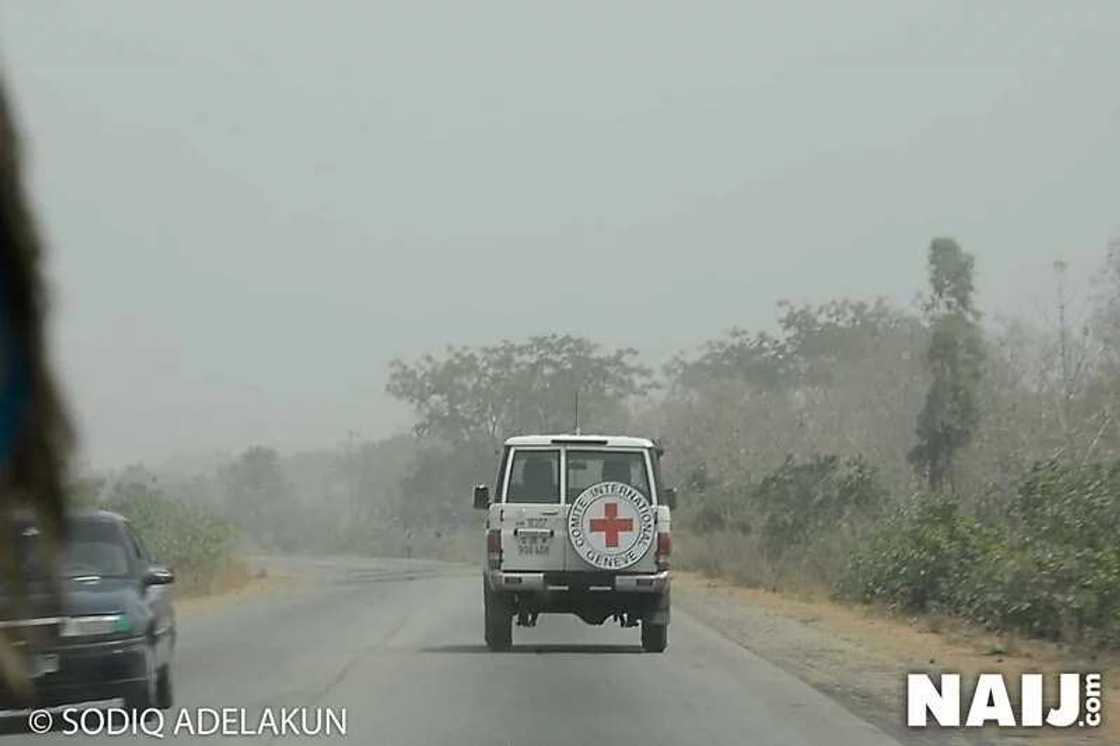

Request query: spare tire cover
[{"left": 567, "top": 481, "right": 655, "bottom": 570}]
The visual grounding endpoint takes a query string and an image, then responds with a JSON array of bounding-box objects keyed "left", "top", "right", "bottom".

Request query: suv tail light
[
  {"left": 487, "top": 528, "right": 502, "bottom": 569},
  {"left": 655, "top": 531, "right": 671, "bottom": 570}
]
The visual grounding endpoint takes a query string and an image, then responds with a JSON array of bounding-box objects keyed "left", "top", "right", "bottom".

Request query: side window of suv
[
  {"left": 494, "top": 447, "right": 510, "bottom": 495},
  {"left": 504, "top": 449, "right": 560, "bottom": 503}
]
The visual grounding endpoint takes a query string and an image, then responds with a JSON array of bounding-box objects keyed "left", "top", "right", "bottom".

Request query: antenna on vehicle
[{"left": 573, "top": 390, "right": 581, "bottom": 435}]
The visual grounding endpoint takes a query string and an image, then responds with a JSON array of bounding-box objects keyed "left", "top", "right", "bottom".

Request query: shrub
[
  {"left": 681, "top": 455, "right": 886, "bottom": 547},
  {"left": 837, "top": 493, "right": 996, "bottom": 611},
  {"left": 103, "top": 485, "right": 238, "bottom": 594},
  {"left": 680, "top": 486, "right": 753, "bottom": 535},
  {"left": 674, "top": 455, "right": 887, "bottom": 591},
  {"left": 1015, "top": 460, "right": 1120, "bottom": 551},
  {"left": 839, "top": 461, "right": 1120, "bottom": 646},
  {"left": 753, "top": 455, "right": 887, "bottom": 555}
]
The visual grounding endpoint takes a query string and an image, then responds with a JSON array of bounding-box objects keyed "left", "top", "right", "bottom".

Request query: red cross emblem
[{"left": 589, "top": 502, "right": 634, "bottom": 548}]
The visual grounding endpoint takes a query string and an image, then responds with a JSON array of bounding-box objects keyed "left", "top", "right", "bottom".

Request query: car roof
[{"left": 503, "top": 434, "right": 655, "bottom": 448}]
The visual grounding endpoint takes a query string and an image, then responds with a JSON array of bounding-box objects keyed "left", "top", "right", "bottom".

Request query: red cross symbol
[{"left": 589, "top": 502, "right": 634, "bottom": 548}]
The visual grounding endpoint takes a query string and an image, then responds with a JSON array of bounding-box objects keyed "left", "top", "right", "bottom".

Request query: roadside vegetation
[
  {"left": 72, "top": 470, "right": 242, "bottom": 595},
  {"left": 76, "top": 234, "right": 1120, "bottom": 645},
  {"left": 665, "top": 238, "right": 1120, "bottom": 649}
]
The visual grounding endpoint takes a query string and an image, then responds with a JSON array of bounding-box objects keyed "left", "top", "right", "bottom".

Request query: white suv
[{"left": 474, "top": 434, "right": 674, "bottom": 652}]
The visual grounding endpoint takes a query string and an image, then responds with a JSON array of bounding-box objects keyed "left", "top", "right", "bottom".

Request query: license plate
[{"left": 29, "top": 653, "right": 59, "bottom": 678}]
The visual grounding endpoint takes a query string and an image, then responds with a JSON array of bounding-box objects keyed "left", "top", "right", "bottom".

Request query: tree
[
  {"left": 386, "top": 334, "right": 654, "bottom": 446},
  {"left": 908, "top": 238, "right": 985, "bottom": 491},
  {"left": 396, "top": 439, "right": 493, "bottom": 532},
  {"left": 660, "top": 297, "right": 927, "bottom": 497},
  {"left": 218, "top": 446, "right": 296, "bottom": 547},
  {"left": 107, "top": 463, "right": 162, "bottom": 503},
  {"left": 1091, "top": 233, "right": 1120, "bottom": 364},
  {"left": 666, "top": 298, "right": 924, "bottom": 394},
  {"left": 665, "top": 327, "right": 789, "bottom": 394}
]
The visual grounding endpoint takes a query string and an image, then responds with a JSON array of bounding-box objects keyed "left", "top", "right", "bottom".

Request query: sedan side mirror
[
  {"left": 473, "top": 484, "right": 490, "bottom": 510},
  {"left": 661, "top": 487, "right": 677, "bottom": 510},
  {"left": 143, "top": 565, "right": 175, "bottom": 586}
]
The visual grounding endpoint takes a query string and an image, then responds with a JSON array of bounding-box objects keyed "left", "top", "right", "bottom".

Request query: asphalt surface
[{"left": 5, "top": 556, "right": 900, "bottom": 745}]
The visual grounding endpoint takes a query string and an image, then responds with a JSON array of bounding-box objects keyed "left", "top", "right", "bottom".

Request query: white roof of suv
[{"left": 503, "top": 434, "right": 656, "bottom": 448}]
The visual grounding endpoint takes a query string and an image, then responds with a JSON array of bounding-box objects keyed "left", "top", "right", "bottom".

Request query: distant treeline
[{"left": 82, "top": 235, "right": 1120, "bottom": 644}]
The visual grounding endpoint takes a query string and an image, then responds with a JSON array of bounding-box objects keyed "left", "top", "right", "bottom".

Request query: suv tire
[
  {"left": 483, "top": 582, "right": 512, "bottom": 651},
  {"left": 154, "top": 664, "right": 174, "bottom": 709},
  {"left": 641, "top": 622, "right": 667, "bottom": 653},
  {"left": 123, "top": 646, "right": 156, "bottom": 719}
]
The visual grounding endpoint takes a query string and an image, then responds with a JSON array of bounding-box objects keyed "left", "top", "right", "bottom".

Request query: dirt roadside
[
  {"left": 174, "top": 565, "right": 294, "bottom": 619},
  {"left": 675, "top": 572, "right": 1117, "bottom": 746}
]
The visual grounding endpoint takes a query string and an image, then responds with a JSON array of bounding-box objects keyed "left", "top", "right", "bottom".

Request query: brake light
[
  {"left": 487, "top": 529, "right": 502, "bottom": 569},
  {"left": 655, "top": 531, "right": 671, "bottom": 570}
]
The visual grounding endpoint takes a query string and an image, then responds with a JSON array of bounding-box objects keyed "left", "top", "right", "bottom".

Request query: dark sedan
[{"left": 0, "top": 510, "right": 176, "bottom": 713}]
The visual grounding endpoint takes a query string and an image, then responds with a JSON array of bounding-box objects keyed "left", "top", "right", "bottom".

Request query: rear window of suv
[
  {"left": 505, "top": 450, "right": 560, "bottom": 503},
  {"left": 566, "top": 450, "right": 650, "bottom": 501}
]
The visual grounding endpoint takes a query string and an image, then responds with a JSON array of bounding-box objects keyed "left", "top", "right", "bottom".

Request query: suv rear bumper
[{"left": 488, "top": 570, "right": 669, "bottom": 594}]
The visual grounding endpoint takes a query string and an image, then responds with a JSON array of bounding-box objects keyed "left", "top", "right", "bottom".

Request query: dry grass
[
  {"left": 175, "top": 562, "right": 293, "bottom": 619},
  {"left": 673, "top": 528, "right": 842, "bottom": 598},
  {"left": 173, "top": 556, "right": 255, "bottom": 598}
]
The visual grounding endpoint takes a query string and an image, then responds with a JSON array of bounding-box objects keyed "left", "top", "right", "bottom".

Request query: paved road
[{"left": 6, "top": 557, "right": 900, "bottom": 745}]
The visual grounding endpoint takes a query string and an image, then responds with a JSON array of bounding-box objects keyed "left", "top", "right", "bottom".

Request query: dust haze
[
  {"left": 3, "top": 6, "right": 1120, "bottom": 741},
  {"left": 1, "top": 1, "right": 1116, "bottom": 468}
]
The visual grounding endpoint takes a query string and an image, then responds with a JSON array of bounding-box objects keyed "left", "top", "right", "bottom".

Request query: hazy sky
[{"left": 1, "top": 2, "right": 1117, "bottom": 468}]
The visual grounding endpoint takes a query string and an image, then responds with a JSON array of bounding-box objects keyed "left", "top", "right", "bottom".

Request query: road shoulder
[
  {"left": 674, "top": 572, "right": 1117, "bottom": 746},
  {"left": 175, "top": 564, "right": 294, "bottom": 619}
]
